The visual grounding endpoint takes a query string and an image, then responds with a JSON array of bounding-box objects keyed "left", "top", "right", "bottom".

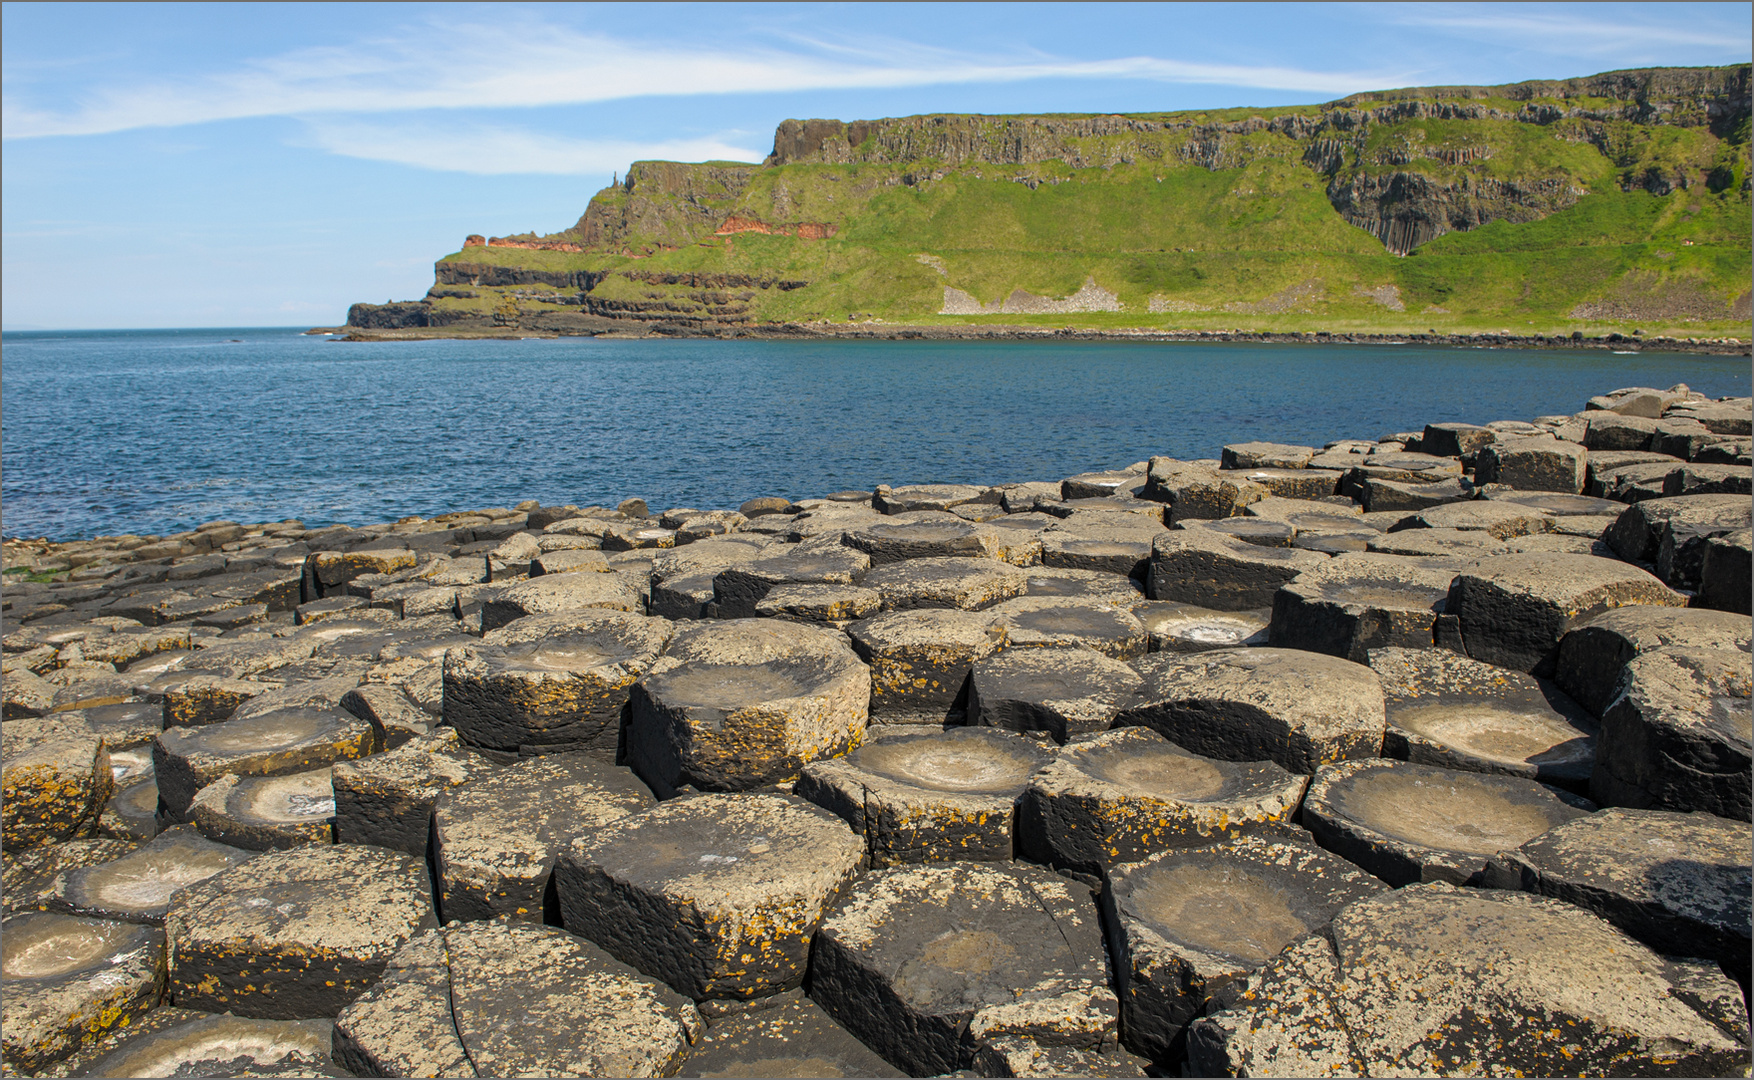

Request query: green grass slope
[{"left": 392, "top": 65, "right": 1751, "bottom": 337}]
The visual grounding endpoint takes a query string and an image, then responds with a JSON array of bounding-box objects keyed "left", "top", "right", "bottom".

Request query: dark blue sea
[{"left": 3, "top": 327, "right": 1748, "bottom": 541}]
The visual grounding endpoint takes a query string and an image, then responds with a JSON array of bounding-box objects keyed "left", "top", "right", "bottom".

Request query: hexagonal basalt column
[
  {"left": 967, "top": 646, "right": 1143, "bottom": 742},
  {"left": 810, "top": 861, "right": 1115, "bottom": 1078},
  {"left": 1554, "top": 605, "right": 1752, "bottom": 719},
  {"left": 0, "top": 911, "right": 165, "bottom": 1073},
  {"left": 58, "top": 1011, "right": 338, "bottom": 1078},
  {"left": 1117, "top": 648, "right": 1385, "bottom": 774},
  {"left": 1, "top": 718, "right": 114, "bottom": 850},
  {"left": 442, "top": 610, "right": 673, "bottom": 760},
  {"left": 1445, "top": 552, "right": 1684, "bottom": 675},
  {"left": 164, "top": 843, "right": 435, "bottom": 1018},
  {"left": 846, "top": 609, "right": 1006, "bottom": 724},
  {"left": 988, "top": 596, "right": 1148, "bottom": 659},
  {"left": 186, "top": 767, "right": 336, "bottom": 850},
  {"left": 555, "top": 792, "right": 864, "bottom": 1002},
  {"left": 1268, "top": 553, "right": 1458, "bottom": 661},
  {"left": 1368, "top": 646, "right": 1597, "bottom": 790},
  {"left": 49, "top": 823, "right": 254, "bottom": 925},
  {"left": 627, "top": 619, "right": 870, "bottom": 795},
  {"left": 334, "top": 920, "right": 701, "bottom": 1079},
  {"left": 843, "top": 515, "right": 1008, "bottom": 564},
  {"left": 1592, "top": 646, "right": 1752, "bottom": 818},
  {"left": 712, "top": 545, "right": 870, "bottom": 619},
  {"left": 1187, "top": 884, "right": 1749, "bottom": 1079},
  {"left": 1103, "top": 835, "right": 1384, "bottom": 1064},
  {"left": 797, "top": 726, "right": 1053, "bottom": 866},
  {"left": 1133, "top": 601, "right": 1270, "bottom": 653},
  {"left": 1149, "top": 529, "right": 1329, "bottom": 611},
  {"left": 333, "top": 729, "right": 496, "bottom": 858},
  {"left": 433, "top": 752, "right": 652, "bottom": 923},
  {"left": 861, "top": 556, "right": 1027, "bottom": 611},
  {"left": 1017, "top": 727, "right": 1307, "bottom": 874},
  {"left": 152, "top": 706, "right": 378, "bottom": 820},
  {"left": 1302, "top": 758, "right": 1588, "bottom": 886}
]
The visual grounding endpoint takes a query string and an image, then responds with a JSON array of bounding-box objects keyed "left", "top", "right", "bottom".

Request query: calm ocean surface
[{"left": 3, "top": 327, "right": 1748, "bottom": 541}]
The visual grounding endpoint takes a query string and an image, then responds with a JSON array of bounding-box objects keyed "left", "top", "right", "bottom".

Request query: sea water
[{"left": 3, "top": 328, "right": 1747, "bottom": 540}]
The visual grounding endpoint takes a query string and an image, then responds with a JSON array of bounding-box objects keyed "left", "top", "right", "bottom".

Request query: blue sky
[{"left": 3, "top": 2, "right": 1749, "bottom": 330}]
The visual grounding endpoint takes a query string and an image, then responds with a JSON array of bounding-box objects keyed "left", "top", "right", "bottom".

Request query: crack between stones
[{"left": 441, "top": 930, "right": 483, "bottom": 1078}]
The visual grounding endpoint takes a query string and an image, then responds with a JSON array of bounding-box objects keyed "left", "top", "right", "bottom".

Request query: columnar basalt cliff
[{"left": 341, "top": 65, "right": 1751, "bottom": 338}]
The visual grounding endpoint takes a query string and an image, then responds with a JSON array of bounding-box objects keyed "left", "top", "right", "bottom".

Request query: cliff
[{"left": 343, "top": 65, "right": 1751, "bottom": 337}]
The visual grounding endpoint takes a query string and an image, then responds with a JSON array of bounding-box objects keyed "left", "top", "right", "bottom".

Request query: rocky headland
[
  {"left": 4, "top": 384, "right": 1751, "bottom": 1076},
  {"left": 337, "top": 65, "right": 1752, "bottom": 343}
]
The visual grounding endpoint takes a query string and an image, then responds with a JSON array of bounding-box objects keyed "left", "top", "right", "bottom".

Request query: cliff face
[{"left": 346, "top": 65, "right": 1752, "bottom": 334}]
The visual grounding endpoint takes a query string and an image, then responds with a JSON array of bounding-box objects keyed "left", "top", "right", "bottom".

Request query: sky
[{"left": 3, "top": 2, "right": 1749, "bottom": 330}]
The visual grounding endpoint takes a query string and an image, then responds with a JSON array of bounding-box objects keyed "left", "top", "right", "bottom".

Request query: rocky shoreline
[
  {"left": 3, "top": 384, "right": 1751, "bottom": 1077},
  {"left": 316, "top": 320, "right": 1754, "bottom": 355}
]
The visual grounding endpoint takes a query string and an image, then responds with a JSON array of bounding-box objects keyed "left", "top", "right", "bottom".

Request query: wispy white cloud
[
  {"left": 300, "top": 120, "right": 763, "bottom": 175},
  {"left": 1384, "top": 8, "right": 1744, "bottom": 55},
  {"left": 2, "top": 15, "right": 1407, "bottom": 140}
]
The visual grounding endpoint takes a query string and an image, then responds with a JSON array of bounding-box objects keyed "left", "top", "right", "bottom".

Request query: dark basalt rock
[
  {"left": 967, "top": 645, "right": 1143, "bottom": 741},
  {"left": 1484, "top": 806, "right": 1752, "bottom": 989},
  {"left": 555, "top": 792, "right": 864, "bottom": 1001},
  {"left": 1187, "top": 884, "right": 1750, "bottom": 1078},
  {"left": 627, "top": 618, "right": 870, "bottom": 795},
  {"left": 1368, "top": 646, "right": 1598, "bottom": 790},
  {"left": 860, "top": 555, "right": 1028, "bottom": 611},
  {"left": 65, "top": 1011, "right": 340, "bottom": 1078},
  {"left": 1131, "top": 601, "right": 1270, "bottom": 653},
  {"left": 810, "top": 860, "right": 1115, "bottom": 1078},
  {"left": 1301, "top": 757, "right": 1588, "bottom": 886},
  {"left": 712, "top": 544, "right": 871, "bottom": 619},
  {"left": 677, "top": 994, "right": 904, "bottom": 1078},
  {"left": 846, "top": 608, "right": 1006, "bottom": 724},
  {"left": 433, "top": 751, "right": 652, "bottom": 923},
  {"left": 1117, "top": 647, "right": 1386, "bottom": 774},
  {"left": 49, "top": 823, "right": 254, "bottom": 924},
  {"left": 797, "top": 726, "right": 1053, "bottom": 865},
  {"left": 165, "top": 842, "right": 436, "bottom": 1018},
  {"left": 1103, "top": 834, "right": 1383, "bottom": 1064},
  {"left": 1592, "top": 646, "right": 1752, "bottom": 819},
  {"left": 334, "top": 920, "right": 700, "bottom": 1079},
  {"left": 1269, "top": 552, "right": 1456, "bottom": 661},
  {"left": 0, "top": 911, "right": 165, "bottom": 1073},
  {"left": 1554, "top": 605, "right": 1752, "bottom": 718},
  {"left": 1149, "top": 529, "right": 1329, "bottom": 611},
  {"left": 152, "top": 706, "right": 378, "bottom": 820},
  {"left": 1017, "top": 727, "right": 1307, "bottom": 873},
  {"left": 988, "top": 595, "right": 1148, "bottom": 659},
  {"left": 333, "top": 729, "right": 494, "bottom": 857}
]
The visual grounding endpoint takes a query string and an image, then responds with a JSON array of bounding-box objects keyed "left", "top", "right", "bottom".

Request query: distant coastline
[{"left": 311, "top": 322, "right": 1753, "bottom": 356}]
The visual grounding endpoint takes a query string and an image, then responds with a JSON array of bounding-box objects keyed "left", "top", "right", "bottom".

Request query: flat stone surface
[
  {"left": 755, "top": 581, "right": 883, "bottom": 624},
  {"left": 557, "top": 792, "right": 865, "bottom": 1001},
  {"left": 1187, "top": 884, "right": 1750, "bottom": 1078},
  {"left": 1473, "top": 436, "right": 1587, "bottom": 493},
  {"left": 967, "top": 646, "right": 1143, "bottom": 742},
  {"left": 1593, "top": 646, "right": 1752, "bottom": 819},
  {"left": 1140, "top": 459, "right": 1266, "bottom": 523},
  {"left": 811, "top": 861, "right": 1115, "bottom": 1078},
  {"left": 846, "top": 609, "right": 1006, "bottom": 724},
  {"left": 628, "top": 619, "right": 870, "bottom": 795},
  {"left": 1484, "top": 806, "right": 1751, "bottom": 984},
  {"left": 1017, "top": 566, "right": 1143, "bottom": 605},
  {"left": 186, "top": 767, "right": 335, "bottom": 850},
  {"left": 861, "top": 556, "right": 1027, "bottom": 611},
  {"left": 1397, "top": 500, "right": 1553, "bottom": 538},
  {"left": 843, "top": 516, "right": 1008, "bottom": 564},
  {"left": 987, "top": 595, "right": 1148, "bottom": 659},
  {"left": 1039, "top": 525, "right": 1158, "bottom": 578},
  {"left": 477, "top": 571, "right": 642, "bottom": 632},
  {"left": 1104, "top": 834, "right": 1384, "bottom": 1063},
  {"left": 152, "top": 706, "right": 377, "bottom": 819},
  {"left": 433, "top": 751, "right": 652, "bottom": 923},
  {"left": 1269, "top": 552, "right": 1456, "bottom": 661},
  {"left": 1149, "top": 529, "right": 1329, "bottom": 611},
  {"left": 164, "top": 842, "right": 435, "bottom": 1018},
  {"left": 1368, "top": 646, "right": 1598, "bottom": 789},
  {"left": 874, "top": 483, "right": 989, "bottom": 514},
  {"left": 332, "top": 729, "right": 494, "bottom": 857},
  {"left": 711, "top": 545, "right": 871, "bottom": 619},
  {"left": 334, "top": 920, "right": 699, "bottom": 1079},
  {"left": 1118, "top": 647, "right": 1385, "bottom": 774},
  {"left": 62, "top": 1010, "right": 338, "bottom": 1078},
  {"left": 2, "top": 719, "right": 114, "bottom": 850},
  {"left": 442, "top": 609, "right": 673, "bottom": 759},
  {"left": 1555, "top": 605, "right": 1752, "bottom": 718},
  {"left": 1017, "top": 727, "right": 1307, "bottom": 873},
  {"left": 1446, "top": 553, "right": 1683, "bottom": 675},
  {"left": 1302, "top": 758, "right": 1588, "bottom": 886},
  {"left": 797, "top": 726, "right": 1053, "bottom": 866},
  {"left": 1131, "top": 601, "right": 1270, "bottom": 653},
  {"left": 1, "top": 838, "right": 137, "bottom": 916},
  {"left": 677, "top": 994, "right": 904, "bottom": 1078},
  {"left": 1221, "top": 442, "right": 1316, "bottom": 470},
  {"left": 50, "top": 823, "right": 254, "bottom": 924},
  {"left": 0, "top": 911, "right": 164, "bottom": 1073}
]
